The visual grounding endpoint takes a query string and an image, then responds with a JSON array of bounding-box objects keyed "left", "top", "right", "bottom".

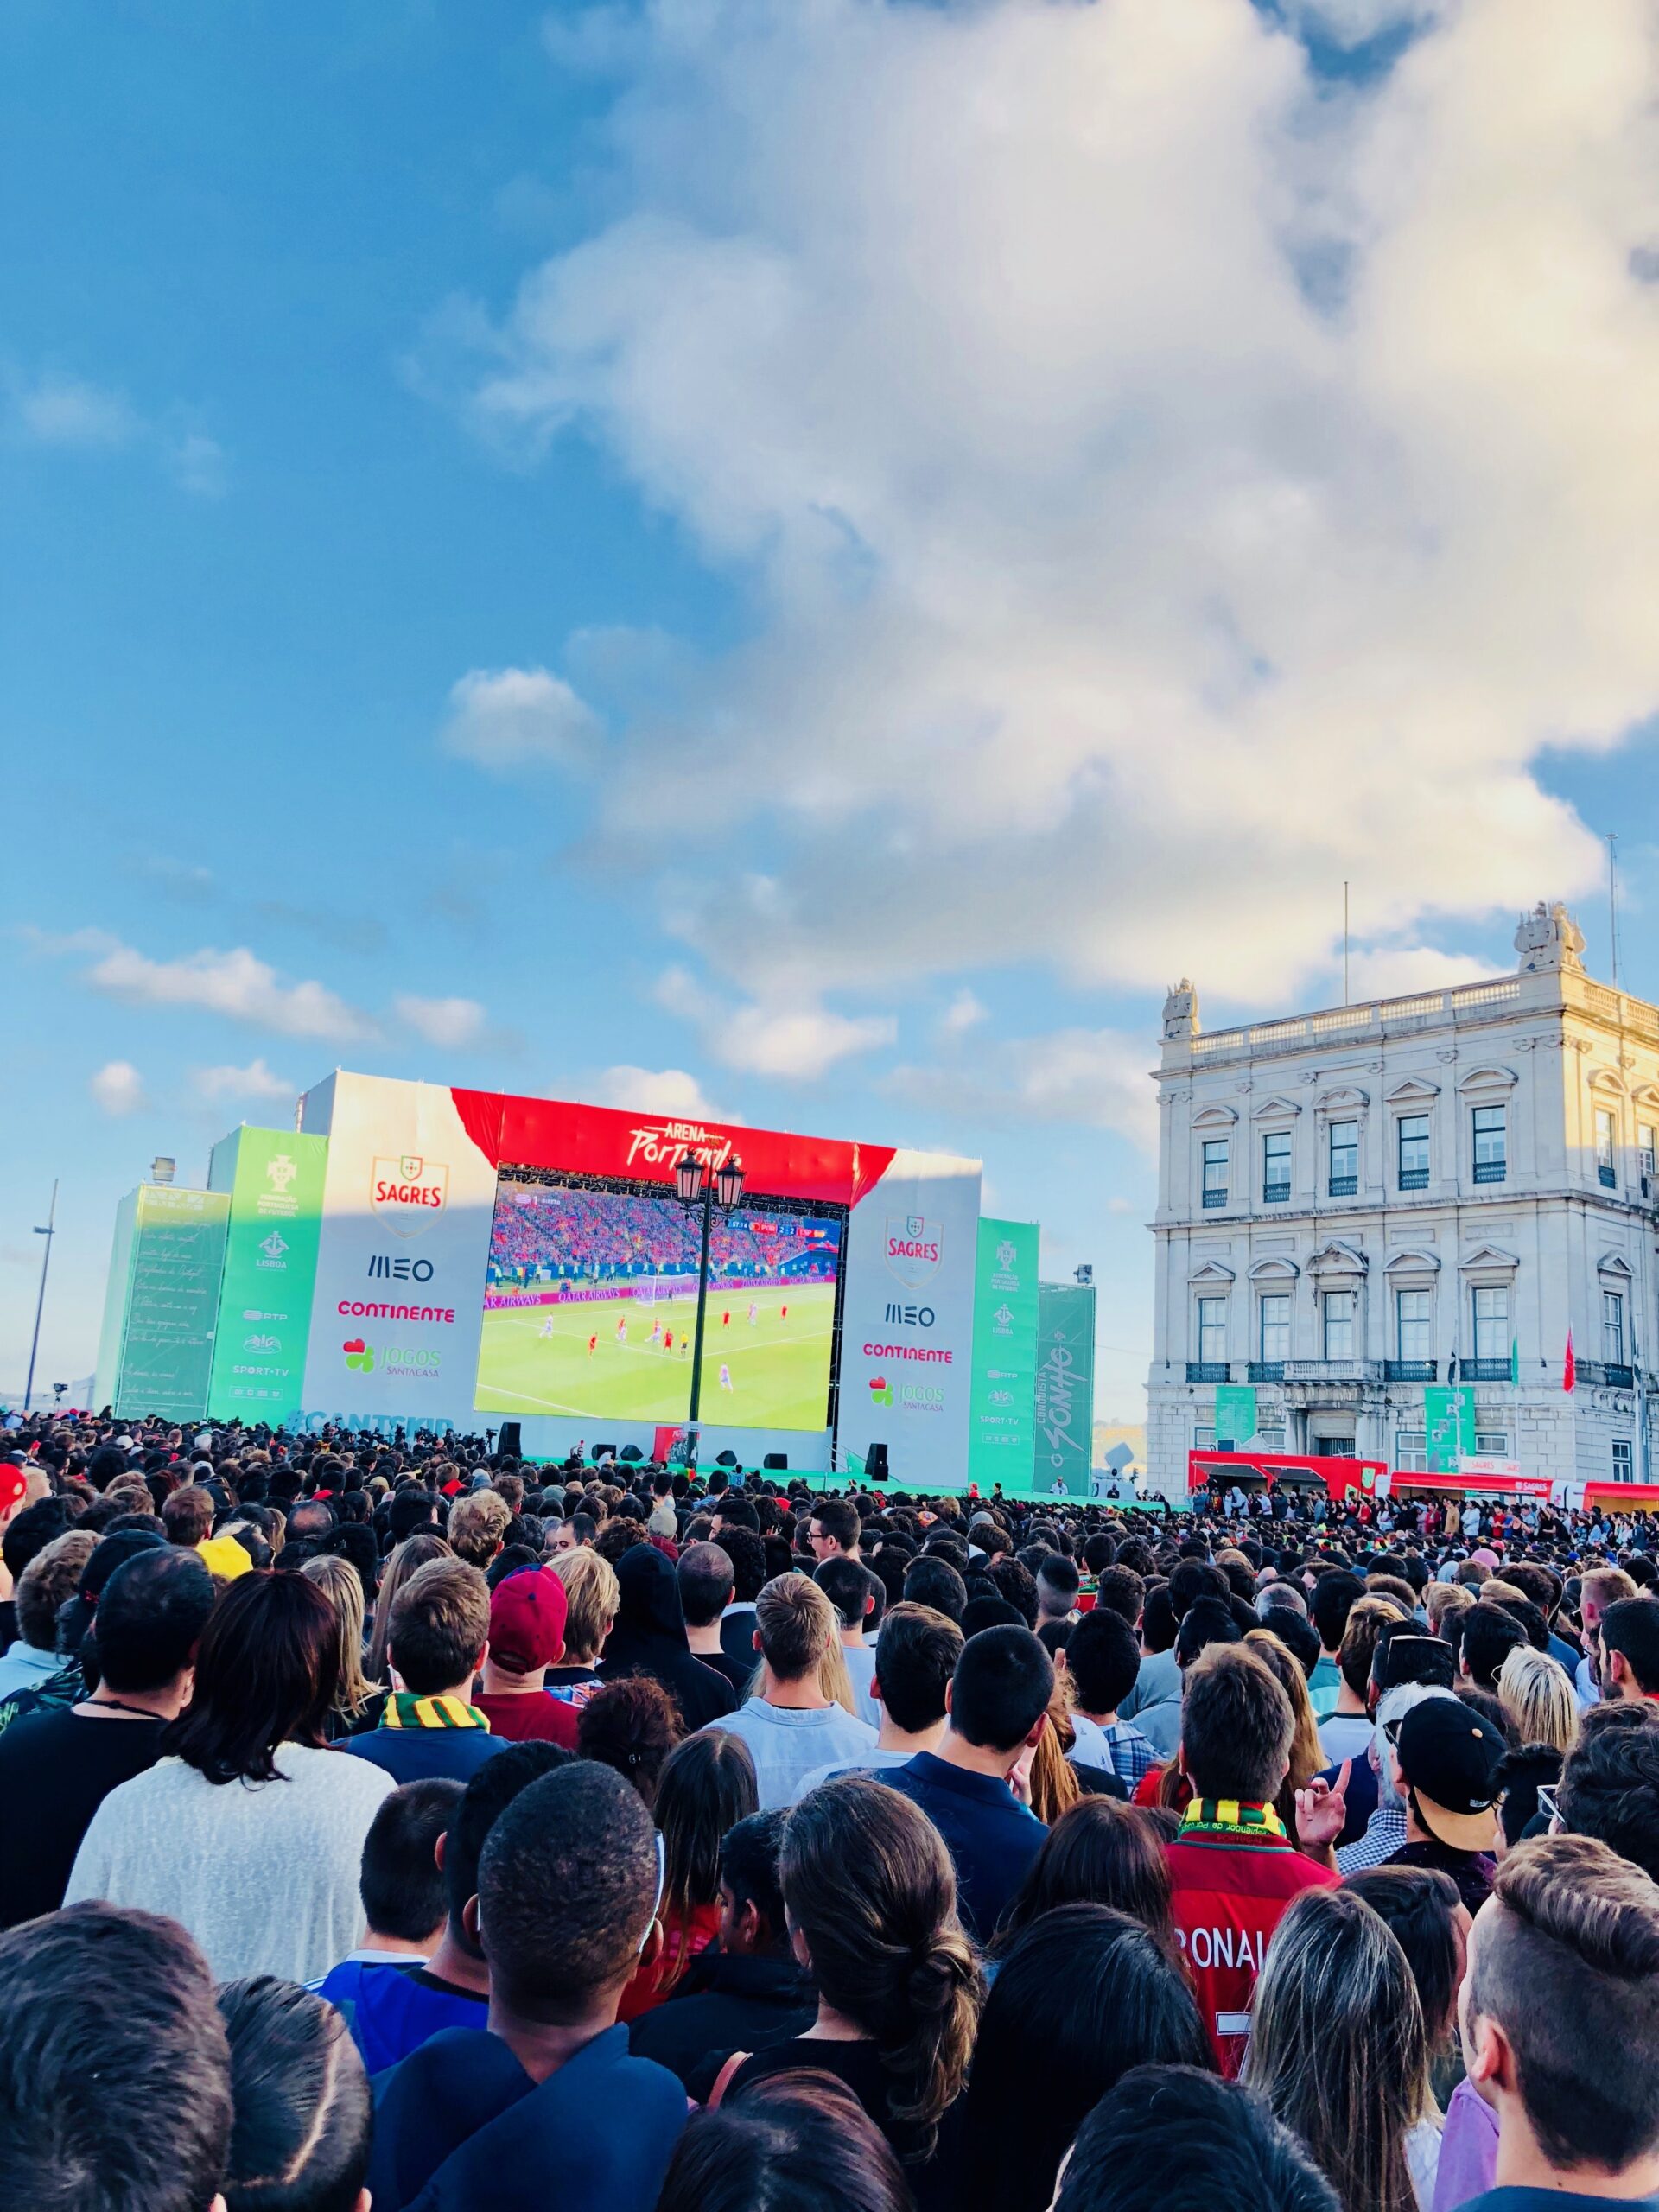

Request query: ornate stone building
[{"left": 1146, "top": 904, "right": 1656, "bottom": 1502}]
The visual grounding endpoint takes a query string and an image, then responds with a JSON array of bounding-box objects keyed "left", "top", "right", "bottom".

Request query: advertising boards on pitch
[
  {"left": 207, "top": 1127, "right": 328, "bottom": 1423},
  {"left": 1033, "top": 1281, "right": 1096, "bottom": 1497},
  {"left": 115, "top": 1185, "right": 231, "bottom": 1421},
  {"left": 298, "top": 1074, "right": 499, "bottom": 1434},
  {"left": 968, "top": 1219, "right": 1040, "bottom": 1487}
]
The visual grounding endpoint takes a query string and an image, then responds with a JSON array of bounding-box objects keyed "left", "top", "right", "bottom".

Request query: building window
[
  {"left": 1262, "top": 1129, "right": 1291, "bottom": 1204},
  {"left": 1471, "top": 1105, "right": 1507, "bottom": 1184},
  {"left": 1259, "top": 1294, "right": 1291, "bottom": 1363},
  {"left": 1396, "top": 1288, "right": 1433, "bottom": 1362},
  {"left": 1613, "top": 1438, "right": 1635, "bottom": 1484},
  {"left": 1255, "top": 1421, "right": 1287, "bottom": 1451},
  {"left": 1202, "top": 1139, "right": 1229, "bottom": 1209},
  {"left": 1398, "top": 1113, "right": 1430, "bottom": 1191},
  {"left": 1641, "top": 1123, "right": 1656, "bottom": 1174},
  {"left": 1604, "top": 1289, "right": 1626, "bottom": 1366},
  {"left": 1197, "top": 1297, "right": 1228, "bottom": 1365},
  {"left": 1472, "top": 1283, "right": 1509, "bottom": 1362},
  {"left": 1193, "top": 1425, "right": 1217, "bottom": 1451},
  {"left": 1328, "top": 1120, "right": 1359, "bottom": 1198},
  {"left": 1323, "top": 1288, "right": 1356, "bottom": 1360},
  {"left": 1474, "top": 1431, "right": 1510, "bottom": 1458},
  {"left": 1597, "top": 1107, "right": 1618, "bottom": 1189},
  {"left": 1395, "top": 1428, "right": 1428, "bottom": 1474}
]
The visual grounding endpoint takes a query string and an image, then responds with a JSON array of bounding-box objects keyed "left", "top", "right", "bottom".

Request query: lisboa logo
[{"left": 342, "top": 1338, "right": 375, "bottom": 1374}]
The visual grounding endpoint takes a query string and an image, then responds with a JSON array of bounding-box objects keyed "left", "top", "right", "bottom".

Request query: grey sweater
[{"left": 65, "top": 1746, "right": 393, "bottom": 1984}]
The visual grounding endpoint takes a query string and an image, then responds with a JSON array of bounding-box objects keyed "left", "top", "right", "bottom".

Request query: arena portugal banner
[
  {"left": 1033, "top": 1281, "right": 1096, "bottom": 1497},
  {"left": 968, "top": 1219, "right": 1040, "bottom": 1487},
  {"left": 207, "top": 1127, "right": 328, "bottom": 1423}
]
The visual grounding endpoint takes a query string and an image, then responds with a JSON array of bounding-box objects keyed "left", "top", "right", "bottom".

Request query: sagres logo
[
  {"left": 342, "top": 1339, "right": 375, "bottom": 1373},
  {"left": 868, "top": 1375, "right": 893, "bottom": 1407},
  {"left": 885, "top": 1215, "right": 942, "bottom": 1291},
  {"left": 371, "top": 1154, "right": 448, "bottom": 1239}
]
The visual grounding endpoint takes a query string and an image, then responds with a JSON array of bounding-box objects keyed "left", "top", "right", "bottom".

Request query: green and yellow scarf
[{"left": 383, "top": 1691, "right": 490, "bottom": 1732}]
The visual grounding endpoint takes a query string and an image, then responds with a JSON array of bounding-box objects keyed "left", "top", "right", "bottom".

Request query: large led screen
[{"left": 474, "top": 1173, "right": 843, "bottom": 1430}]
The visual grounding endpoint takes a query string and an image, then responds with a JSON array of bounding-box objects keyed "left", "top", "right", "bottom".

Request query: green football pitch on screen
[{"left": 474, "top": 1279, "right": 836, "bottom": 1432}]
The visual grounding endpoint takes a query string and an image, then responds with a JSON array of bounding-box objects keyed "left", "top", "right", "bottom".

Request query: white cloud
[
  {"left": 655, "top": 963, "right": 894, "bottom": 1079},
  {"left": 1107, "top": 1196, "right": 1137, "bottom": 1215},
  {"left": 441, "top": 666, "right": 601, "bottom": 771},
  {"left": 452, "top": 0, "right": 1655, "bottom": 1022},
  {"left": 939, "top": 988, "right": 988, "bottom": 1038},
  {"left": 168, "top": 432, "right": 227, "bottom": 499},
  {"left": 587, "top": 1064, "right": 731, "bottom": 1119},
  {"left": 16, "top": 374, "right": 137, "bottom": 448},
  {"left": 78, "top": 938, "right": 372, "bottom": 1042},
  {"left": 192, "top": 1058, "right": 296, "bottom": 1103},
  {"left": 395, "top": 994, "right": 487, "bottom": 1048},
  {"left": 889, "top": 1027, "right": 1157, "bottom": 1151},
  {"left": 90, "top": 1061, "right": 147, "bottom": 1116},
  {"left": 1280, "top": 0, "right": 1444, "bottom": 47},
  {"left": 1343, "top": 944, "right": 1504, "bottom": 1000}
]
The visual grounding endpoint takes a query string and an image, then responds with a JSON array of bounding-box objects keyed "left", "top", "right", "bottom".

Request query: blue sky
[{"left": 6, "top": 0, "right": 1659, "bottom": 1415}]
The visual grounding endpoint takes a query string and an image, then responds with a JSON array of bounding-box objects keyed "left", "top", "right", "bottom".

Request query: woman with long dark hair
[
  {"left": 720, "top": 1775, "right": 982, "bottom": 2210},
  {"left": 963, "top": 1904, "right": 1211, "bottom": 2212},
  {"left": 620, "top": 1727, "right": 759, "bottom": 2021},
  {"left": 66, "top": 1573, "right": 395, "bottom": 1983},
  {"left": 996, "top": 1797, "right": 1180, "bottom": 1964}
]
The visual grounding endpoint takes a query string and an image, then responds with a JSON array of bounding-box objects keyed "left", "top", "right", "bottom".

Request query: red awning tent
[
  {"left": 1190, "top": 1450, "right": 1659, "bottom": 1511},
  {"left": 1187, "top": 1448, "right": 1389, "bottom": 1497}
]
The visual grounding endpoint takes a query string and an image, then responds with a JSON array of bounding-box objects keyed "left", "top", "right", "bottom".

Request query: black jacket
[
  {"left": 627, "top": 1951, "right": 814, "bottom": 2094},
  {"left": 597, "top": 1545, "right": 738, "bottom": 1732}
]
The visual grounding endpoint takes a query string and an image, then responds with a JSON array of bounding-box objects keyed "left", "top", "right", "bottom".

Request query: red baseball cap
[
  {"left": 0, "top": 1465, "right": 30, "bottom": 1516},
  {"left": 488, "top": 1567, "right": 568, "bottom": 1675}
]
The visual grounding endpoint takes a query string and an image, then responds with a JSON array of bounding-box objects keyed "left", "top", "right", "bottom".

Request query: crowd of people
[
  {"left": 486, "top": 1180, "right": 840, "bottom": 1290},
  {"left": 3, "top": 1408, "right": 1659, "bottom": 2212}
]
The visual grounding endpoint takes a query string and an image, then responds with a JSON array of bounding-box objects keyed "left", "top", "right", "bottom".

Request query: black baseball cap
[{"left": 1395, "top": 1698, "right": 1507, "bottom": 1852}]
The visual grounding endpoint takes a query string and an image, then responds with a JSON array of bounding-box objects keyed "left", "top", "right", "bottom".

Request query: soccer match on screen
[{"left": 474, "top": 1175, "right": 842, "bottom": 1430}]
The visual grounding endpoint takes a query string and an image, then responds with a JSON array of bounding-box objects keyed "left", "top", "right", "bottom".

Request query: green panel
[
  {"left": 1424, "top": 1385, "right": 1477, "bottom": 1473},
  {"left": 92, "top": 1189, "right": 138, "bottom": 1414},
  {"left": 969, "top": 1219, "right": 1040, "bottom": 1485},
  {"left": 115, "top": 1186, "right": 231, "bottom": 1422},
  {"left": 207, "top": 1128, "right": 329, "bottom": 1423},
  {"left": 1033, "top": 1281, "right": 1096, "bottom": 1496},
  {"left": 1213, "top": 1382, "right": 1258, "bottom": 1452}
]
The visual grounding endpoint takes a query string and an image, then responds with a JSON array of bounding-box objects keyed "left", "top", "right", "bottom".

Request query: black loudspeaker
[
  {"left": 867, "top": 1443, "right": 889, "bottom": 1483},
  {"left": 620, "top": 1445, "right": 644, "bottom": 1462},
  {"left": 715, "top": 1449, "right": 739, "bottom": 1468},
  {"left": 499, "top": 1421, "right": 522, "bottom": 1458},
  {"left": 762, "top": 1452, "right": 788, "bottom": 1471},
  {"left": 590, "top": 1441, "right": 617, "bottom": 1463}
]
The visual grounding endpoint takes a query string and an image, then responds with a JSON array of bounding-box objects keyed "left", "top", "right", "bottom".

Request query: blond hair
[
  {"left": 1425, "top": 1581, "right": 1475, "bottom": 1637},
  {"left": 1027, "top": 1679, "right": 1083, "bottom": 1827},
  {"left": 550, "top": 1545, "right": 620, "bottom": 1663},
  {"left": 1498, "top": 1643, "right": 1580, "bottom": 1755},
  {"left": 301, "top": 1552, "right": 375, "bottom": 1719},
  {"left": 753, "top": 1573, "right": 858, "bottom": 1712},
  {"left": 447, "top": 1489, "right": 511, "bottom": 1569}
]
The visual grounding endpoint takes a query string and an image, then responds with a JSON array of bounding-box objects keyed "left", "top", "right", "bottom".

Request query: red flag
[{"left": 1564, "top": 1330, "right": 1576, "bottom": 1394}]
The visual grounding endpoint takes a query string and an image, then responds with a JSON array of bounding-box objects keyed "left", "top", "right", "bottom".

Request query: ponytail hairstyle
[
  {"left": 653, "top": 1730, "right": 759, "bottom": 1988},
  {"left": 1026, "top": 1678, "right": 1083, "bottom": 1827},
  {"left": 781, "top": 1776, "right": 983, "bottom": 2158}
]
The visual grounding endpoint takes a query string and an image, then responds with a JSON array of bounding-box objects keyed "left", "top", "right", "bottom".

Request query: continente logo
[
  {"left": 342, "top": 1338, "right": 375, "bottom": 1374},
  {"left": 370, "top": 1154, "right": 448, "bottom": 1240}
]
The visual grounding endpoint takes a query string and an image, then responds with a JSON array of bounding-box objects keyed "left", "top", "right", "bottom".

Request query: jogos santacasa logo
[
  {"left": 370, "top": 1155, "right": 448, "bottom": 1239},
  {"left": 885, "top": 1215, "right": 942, "bottom": 1291},
  {"left": 342, "top": 1339, "right": 375, "bottom": 1373}
]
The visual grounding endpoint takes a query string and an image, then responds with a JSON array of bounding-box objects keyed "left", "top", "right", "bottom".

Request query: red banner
[{"left": 449, "top": 1088, "right": 895, "bottom": 1211}]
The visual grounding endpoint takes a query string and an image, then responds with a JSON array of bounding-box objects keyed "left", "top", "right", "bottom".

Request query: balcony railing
[
  {"left": 1398, "top": 1167, "right": 1429, "bottom": 1192},
  {"left": 1576, "top": 1360, "right": 1635, "bottom": 1390},
  {"left": 1247, "top": 1361, "right": 1285, "bottom": 1383},
  {"left": 1262, "top": 1184, "right": 1290, "bottom": 1205},
  {"left": 1327, "top": 1175, "right": 1357, "bottom": 1198},
  {"left": 1599, "top": 1165, "right": 1618, "bottom": 1189},
  {"left": 1473, "top": 1161, "right": 1506, "bottom": 1185},
  {"left": 1201, "top": 1190, "right": 1227, "bottom": 1209},
  {"left": 1384, "top": 1360, "right": 1438, "bottom": 1382},
  {"left": 1186, "top": 1362, "right": 1230, "bottom": 1383},
  {"left": 1281, "top": 1359, "right": 1382, "bottom": 1383},
  {"left": 1460, "top": 1358, "right": 1513, "bottom": 1382}
]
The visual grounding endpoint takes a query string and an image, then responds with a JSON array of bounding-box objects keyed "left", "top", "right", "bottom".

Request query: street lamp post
[
  {"left": 675, "top": 1150, "right": 745, "bottom": 1461},
  {"left": 23, "top": 1179, "right": 58, "bottom": 1415}
]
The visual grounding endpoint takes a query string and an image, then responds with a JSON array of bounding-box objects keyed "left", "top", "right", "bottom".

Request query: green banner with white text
[
  {"left": 1424, "top": 1384, "right": 1477, "bottom": 1473},
  {"left": 116, "top": 1185, "right": 231, "bottom": 1421},
  {"left": 1033, "top": 1281, "right": 1096, "bottom": 1496},
  {"left": 207, "top": 1127, "right": 328, "bottom": 1423},
  {"left": 969, "top": 1218, "right": 1040, "bottom": 1487}
]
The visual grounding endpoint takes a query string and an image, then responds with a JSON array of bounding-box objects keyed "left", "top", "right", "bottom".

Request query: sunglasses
[{"left": 1536, "top": 1784, "right": 1563, "bottom": 1831}]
